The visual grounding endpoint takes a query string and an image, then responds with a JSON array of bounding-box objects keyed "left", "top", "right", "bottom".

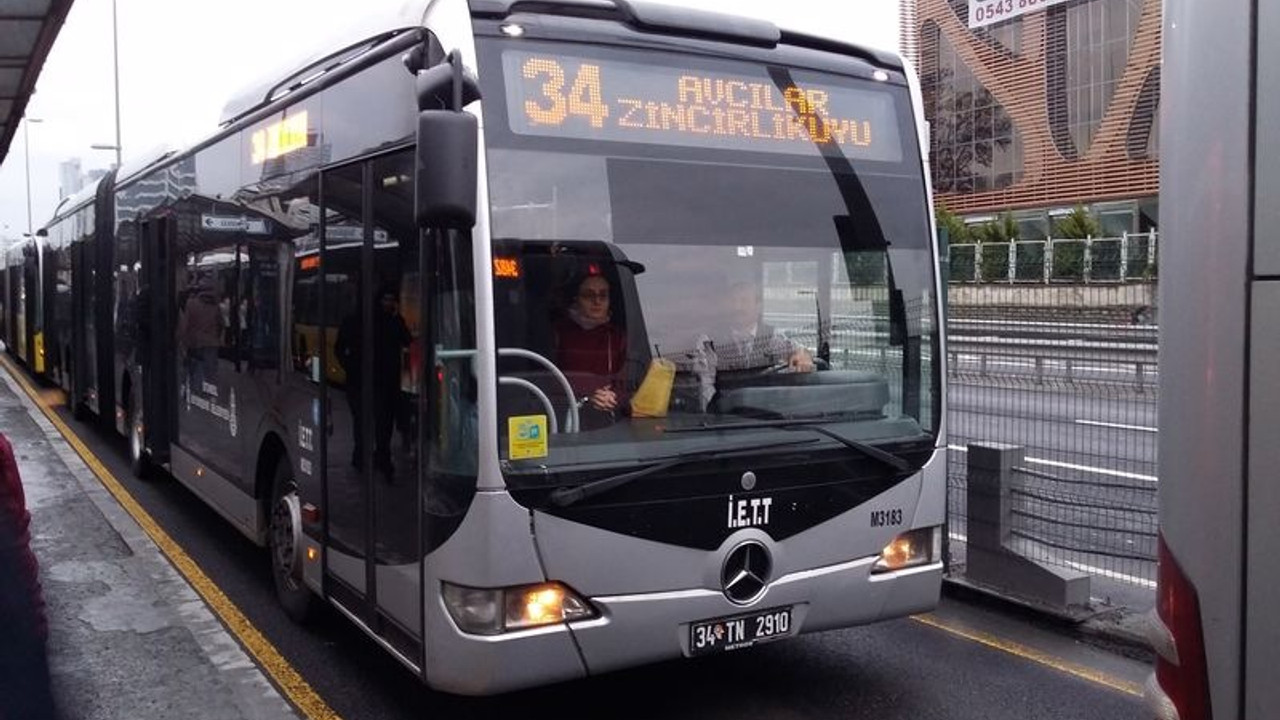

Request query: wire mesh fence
[
  {"left": 945, "top": 259, "right": 1158, "bottom": 612},
  {"left": 1006, "top": 464, "right": 1157, "bottom": 581}
]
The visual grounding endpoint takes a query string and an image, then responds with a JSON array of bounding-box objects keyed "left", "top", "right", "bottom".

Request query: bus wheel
[
  {"left": 69, "top": 380, "right": 86, "bottom": 421},
  {"left": 127, "top": 404, "right": 150, "bottom": 479},
  {"left": 270, "top": 460, "right": 313, "bottom": 622}
]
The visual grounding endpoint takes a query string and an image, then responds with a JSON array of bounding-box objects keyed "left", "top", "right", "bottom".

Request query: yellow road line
[
  {"left": 1, "top": 357, "right": 341, "bottom": 720},
  {"left": 911, "top": 613, "right": 1144, "bottom": 697}
]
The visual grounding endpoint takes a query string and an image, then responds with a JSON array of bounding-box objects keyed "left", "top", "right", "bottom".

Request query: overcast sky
[{"left": 0, "top": 0, "right": 900, "bottom": 237}]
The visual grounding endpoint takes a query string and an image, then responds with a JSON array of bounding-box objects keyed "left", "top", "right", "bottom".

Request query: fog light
[
  {"left": 873, "top": 526, "right": 941, "bottom": 573},
  {"left": 442, "top": 581, "right": 596, "bottom": 636}
]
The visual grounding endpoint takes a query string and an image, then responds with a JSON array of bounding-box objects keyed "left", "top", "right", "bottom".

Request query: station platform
[{"left": 0, "top": 363, "right": 300, "bottom": 720}]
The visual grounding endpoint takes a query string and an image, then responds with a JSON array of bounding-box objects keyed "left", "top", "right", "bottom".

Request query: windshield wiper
[
  {"left": 547, "top": 437, "right": 820, "bottom": 508},
  {"left": 668, "top": 419, "right": 913, "bottom": 473}
]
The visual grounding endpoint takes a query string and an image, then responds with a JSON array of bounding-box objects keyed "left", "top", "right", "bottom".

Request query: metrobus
[
  {"left": 19, "top": 0, "right": 946, "bottom": 695},
  {"left": 2, "top": 234, "right": 47, "bottom": 375},
  {"left": 1147, "top": 0, "right": 1280, "bottom": 718}
]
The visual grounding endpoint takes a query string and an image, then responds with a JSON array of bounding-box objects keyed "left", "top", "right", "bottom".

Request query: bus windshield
[{"left": 479, "top": 35, "right": 939, "bottom": 489}]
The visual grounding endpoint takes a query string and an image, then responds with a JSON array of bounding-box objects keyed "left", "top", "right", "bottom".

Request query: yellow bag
[{"left": 630, "top": 358, "right": 676, "bottom": 418}]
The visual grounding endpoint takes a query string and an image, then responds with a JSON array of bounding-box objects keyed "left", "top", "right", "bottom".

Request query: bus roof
[
  {"left": 472, "top": 0, "right": 780, "bottom": 47},
  {"left": 119, "top": 0, "right": 905, "bottom": 204},
  {"left": 219, "top": 0, "right": 901, "bottom": 130},
  {"left": 219, "top": 1, "right": 433, "bottom": 127},
  {"left": 4, "top": 234, "right": 42, "bottom": 265},
  {"left": 114, "top": 145, "right": 177, "bottom": 186},
  {"left": 46, "top": 176, "right": 104, "bottom": 225},
  {"left": 470, "top": 0, "right": 903, "bottom": 69}
]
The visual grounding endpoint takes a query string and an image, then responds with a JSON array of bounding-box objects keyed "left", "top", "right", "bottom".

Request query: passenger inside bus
[
  {"left": 553, "top": 267, "right": 628, "bottom": 430},
  {"left": 334, "top": 284, "right": 411, "bottom": 478},
  {"left": 177, "top": 274, "right": 224, "bottom": 391}
]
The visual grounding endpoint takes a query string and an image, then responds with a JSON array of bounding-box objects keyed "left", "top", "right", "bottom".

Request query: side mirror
[
  {"left": 416, "top": 111, "right": 478, "bottom": 229},
  {"left": 414, "top": 50, "right": 482, "bottom": 229}
]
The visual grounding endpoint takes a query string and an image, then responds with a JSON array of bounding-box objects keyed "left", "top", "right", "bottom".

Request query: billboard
[{"left": 968, "top": 0, "right": 1071, "bottom": 29}]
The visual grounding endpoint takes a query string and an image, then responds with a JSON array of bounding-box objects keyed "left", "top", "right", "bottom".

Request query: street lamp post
[
  {"left": 90, "top": 0, "right": 124, "bottom": 168},
  {"left": 23, "top": 117, "right": 43, "bottom": 236},
  {"left": 111, "top": 0, "right": 122, "bottom": 168}
]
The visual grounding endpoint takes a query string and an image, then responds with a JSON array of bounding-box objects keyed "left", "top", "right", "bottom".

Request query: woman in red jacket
[
  {"left": 554, "top": 270, "right": 627, "bottom": 429},
  {"left": 0, "top": 432, "right": 56, "bottom": 719}
]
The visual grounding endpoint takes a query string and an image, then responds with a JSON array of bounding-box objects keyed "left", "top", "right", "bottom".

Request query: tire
[
  {"left": 269, "top": 459, "right": 314, "bottom": 622},
  {"left": 127, "top": 403, "right": 150, "bottom": 479}
]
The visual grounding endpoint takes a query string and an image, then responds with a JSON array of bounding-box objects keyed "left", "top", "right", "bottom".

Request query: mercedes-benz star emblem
[{"left": 721, "top": 540, "right": 772, "bottom": 604}]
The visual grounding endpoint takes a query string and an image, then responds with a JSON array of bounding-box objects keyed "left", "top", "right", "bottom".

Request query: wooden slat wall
[{"left": 906, "top": 0, "right": 1161, "bottom": 214}]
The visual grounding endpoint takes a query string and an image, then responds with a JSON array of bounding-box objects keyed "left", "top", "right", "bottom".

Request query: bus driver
[{"left": 715, "top": 281, "right": 814, "bottom": 374}]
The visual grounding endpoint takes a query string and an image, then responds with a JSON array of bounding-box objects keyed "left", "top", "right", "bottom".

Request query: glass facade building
[{"left": 905, "top": 0, "right": 1161, "bottom": 238}]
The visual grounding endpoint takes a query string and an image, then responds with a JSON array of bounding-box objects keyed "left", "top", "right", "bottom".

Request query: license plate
[{"left": 688, "top": 606, "right": 793, "bottom": 656}]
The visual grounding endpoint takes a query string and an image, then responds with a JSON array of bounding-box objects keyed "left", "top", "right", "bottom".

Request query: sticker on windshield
[{"left": 508, "top": 415, "right": 549, "bottom": 459}]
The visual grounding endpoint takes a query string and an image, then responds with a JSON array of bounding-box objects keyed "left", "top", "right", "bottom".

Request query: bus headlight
[
  {"left": 872, "top": 526, "right": 941, "bottom": 574},
  {"left": 442, "top": 581, "right": 597, "bottom": 636}
]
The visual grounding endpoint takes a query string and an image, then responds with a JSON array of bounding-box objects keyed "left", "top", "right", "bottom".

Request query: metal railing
[
  {"left": 949, "top": 232, "right": 1158, "bottom": 284},
  {"left": 948, "top": 319, "right": 1157, "bottom": 391}
]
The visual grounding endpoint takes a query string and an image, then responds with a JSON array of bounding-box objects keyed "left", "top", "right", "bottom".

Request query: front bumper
[{"left": 424, "top": 554, "right": 942, "bottom": 694}]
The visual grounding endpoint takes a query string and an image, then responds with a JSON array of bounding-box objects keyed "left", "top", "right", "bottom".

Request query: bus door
[
  {"left": 23, "top": 245, "right": 40, "bottom": 372},
  {"left": 10, "top": 264, "right": 25, "bottom": 362},
  {"left": 41, "top": 239, "right": 58, "bottom": 383},
  {"left": 320, "top": 153, "right": 424, "bottom": 662},
  {"left": 140, "top": 217, "right": 175, "bottom": 464},
  {"left": 70, "top": 239, "right": 88, "bottom": 414}
]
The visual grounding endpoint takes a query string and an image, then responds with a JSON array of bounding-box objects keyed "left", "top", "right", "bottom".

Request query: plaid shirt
[
  {"left": 663, "top": 325, "right": 805, "bottom": 410},
  {"left": 713, "top": 325, "right": 803, "bottom": 372}
]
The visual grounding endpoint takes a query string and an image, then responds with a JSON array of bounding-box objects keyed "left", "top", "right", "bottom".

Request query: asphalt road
[
  {"left": 51, "top": 402, "right": 1147, "bottom": 720},
  {"left": 950, "top": 379, "right": 1157, "bottom": 476}
]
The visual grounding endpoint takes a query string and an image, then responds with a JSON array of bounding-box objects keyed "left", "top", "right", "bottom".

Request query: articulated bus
[
  {"left": 1148, "top": 0, "right": 1280, "bottom": 718},
  {"left": 16, "top": 0, "right": 946, "bottom": 694},
  {"left": 1, "top": 177, "right": 112, "bottom": 418}
]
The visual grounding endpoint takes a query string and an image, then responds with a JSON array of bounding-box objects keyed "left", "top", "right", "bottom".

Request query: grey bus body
[
  {"left": 1150, "top": 0, "right": 1280, "bottom": 718},
  {"left": 34, "top": 0, "right": 947, "bottom": 695}
]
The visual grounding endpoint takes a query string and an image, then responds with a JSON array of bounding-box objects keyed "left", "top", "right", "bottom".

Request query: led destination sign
[
  {"left": 502, "top": 51, "right": 902, "bottom": 162},
  {"left": 251, "top": 111, "right": 309, "bottom": 165}
]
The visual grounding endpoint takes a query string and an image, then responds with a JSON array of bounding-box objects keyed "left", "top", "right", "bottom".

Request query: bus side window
[{"left": 291, "top": 241, "right": 319, "bottom": 379}]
